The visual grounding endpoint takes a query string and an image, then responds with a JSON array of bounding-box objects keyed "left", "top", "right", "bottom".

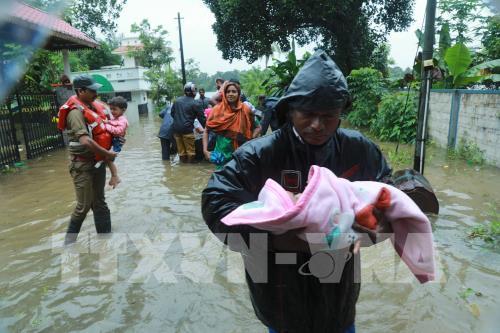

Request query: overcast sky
[{"left": 115, "top": 0, "right": 439, "bottom": 74}]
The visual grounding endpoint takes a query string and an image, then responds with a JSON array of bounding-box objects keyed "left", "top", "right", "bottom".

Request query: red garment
[
  {"left": 58, "top": 96, "right": 112, "bottom": 161},
  {"left": 206, "top": 82, "right": 253, "bottom": 149}
]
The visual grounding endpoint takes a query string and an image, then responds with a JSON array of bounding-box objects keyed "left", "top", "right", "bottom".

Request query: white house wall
[
  {"left": 71, "top": 67, "right": 152, "bottom": 124},
  {"left": 71, "top": 67, "right": 151, "bottom": 92}
]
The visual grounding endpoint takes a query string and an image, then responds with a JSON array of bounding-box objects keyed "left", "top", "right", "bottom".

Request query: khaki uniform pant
[
  {"left": 66, "top": 161, "right": 111, "bottom": 237},
  {"left": 174, "top": 133, "right": 196, "bottom": 158}
]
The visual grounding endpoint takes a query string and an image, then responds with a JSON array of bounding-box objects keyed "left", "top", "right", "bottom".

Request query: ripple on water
[{"left": 0, "top": 117, "right": 499, "bottom": 332}]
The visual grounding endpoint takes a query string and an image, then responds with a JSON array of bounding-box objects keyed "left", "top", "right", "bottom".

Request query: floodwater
[{"left": 0, "top": 116, "right": 499, "bottom": 332}]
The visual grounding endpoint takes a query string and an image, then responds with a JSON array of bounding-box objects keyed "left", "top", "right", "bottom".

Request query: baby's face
[{"left": 110, "top": 106, "right": 125, "bottom": 118}]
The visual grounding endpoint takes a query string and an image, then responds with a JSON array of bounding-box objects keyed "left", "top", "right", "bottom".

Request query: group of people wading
[
  {"left": 160, "top": 78, "right": 268, "bottom": 167},
  {"left": 57, "top": 50, "right": 435, "bottom": 333}
]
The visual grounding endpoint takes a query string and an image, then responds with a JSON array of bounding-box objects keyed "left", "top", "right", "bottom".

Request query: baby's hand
[{"left": 352, "top": 207, "right": 393, "bottom": 246}]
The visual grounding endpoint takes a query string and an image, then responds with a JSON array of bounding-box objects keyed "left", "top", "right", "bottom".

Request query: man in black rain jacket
[
  {"left": 202, "top": 50, "right": 392, "bottom": 333},
  {"left": 171, "top": 82, "right": 206, "bottom": 163}
]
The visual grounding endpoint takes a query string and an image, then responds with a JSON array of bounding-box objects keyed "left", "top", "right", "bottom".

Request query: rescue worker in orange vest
[{"left": 58, "top": 75, "right": 117, "bottom": 244}]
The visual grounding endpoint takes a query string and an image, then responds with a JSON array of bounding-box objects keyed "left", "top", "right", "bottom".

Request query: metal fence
[
  {"left": 16, "top": 93, "right": 65, "bottom": 159},
  {"left": 0, "top": 102, "right": 20, "bottom": 166}
]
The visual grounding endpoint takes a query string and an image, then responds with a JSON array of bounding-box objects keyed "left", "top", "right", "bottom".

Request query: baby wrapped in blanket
[{"left": 221, "top": 165, "right": 435, "bottom": 283}]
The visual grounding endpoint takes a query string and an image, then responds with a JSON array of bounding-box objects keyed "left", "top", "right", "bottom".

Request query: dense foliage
[
  {"left": 78, "top": 41, "right": 122, "bottom": 70},
  {"left": 437, "top": 0, "right": 488, "bottom": 44},
  {"left": 7, "top": 39, "right": 122, "bottom": 93},
  {"left": 202, "top": 0, "right": 415, "bottom": 73},
  {"left": 129, "top": 20, "right": 175, "bottom": 69},
  {"left": 127, "top": 20, "right": 177, "bottom": 106},
  {"left": 26, "top": 0, "right": 128, "bottom": 39},
  {"left": 370, "top": 92, "right": 418, "bottom": 143},
  {"left": 262, "top": 51, "right": 311, "bottom": 96},
  {"left": 240, "top": 68, "right": 271, "bottom": 105},
  {"left": 476, "top": 16, "right": 500, "bottom": 63},
  {"left": 346, "top": 68, "right": 385, "bottom": 127}
]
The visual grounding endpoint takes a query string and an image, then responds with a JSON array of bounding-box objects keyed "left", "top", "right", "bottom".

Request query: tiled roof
[{"left": 7, "top": 2, "right": 98, "bottom": 49}]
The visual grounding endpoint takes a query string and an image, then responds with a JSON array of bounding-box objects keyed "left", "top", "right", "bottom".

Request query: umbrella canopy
[{"left": 91, "top": 74, "right": 114, "bottom": 93}]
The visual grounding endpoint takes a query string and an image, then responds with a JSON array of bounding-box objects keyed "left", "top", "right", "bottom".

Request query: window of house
[
  {"left": 115, "top": 92, "right": 132, "bottom": 101},
  {"left": 99, "top": 93, "right": 114, "bottom": 103}
]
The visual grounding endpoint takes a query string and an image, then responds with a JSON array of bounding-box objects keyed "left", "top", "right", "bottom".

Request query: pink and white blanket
[{"left": 222, "top": 165, "right": 435, "bottom": 283}]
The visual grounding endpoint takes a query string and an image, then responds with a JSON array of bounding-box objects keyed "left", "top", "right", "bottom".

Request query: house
[{"left": 71, "top": 37, "right": 153, "bottom": 124}]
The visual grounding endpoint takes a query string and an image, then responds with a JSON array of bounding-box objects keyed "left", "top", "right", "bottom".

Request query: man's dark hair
[
  {"left": 199, "top": 88, "right": 205, "bottom": 93},
  {"left": 215, "top": 78, "right": 224, "bottom": 83},
  {"left": 60, "top": 74, "right": 70, "bottom": 85},
  {"left": 108, "top": 96, "right": 128, "bottom": 110}
]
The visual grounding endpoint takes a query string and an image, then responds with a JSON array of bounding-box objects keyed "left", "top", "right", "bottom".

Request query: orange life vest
[{"left": 58, "top": 95, "right": 112, "bottom": 161}]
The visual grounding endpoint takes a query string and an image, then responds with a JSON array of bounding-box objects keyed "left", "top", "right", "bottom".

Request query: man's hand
[
  {"left": 80, "top": 135, "right": 118, "bottom": 161},
  {"left": 106, "top": 151, "right": 118, "bottom": 162},
  {"left": 252, "top": 126, "right": 262, "bottom": 138},
  {"left": 352, "top": 207, "right": 393, "bottom": 247},
  {"left": 203, "top": 150, "right": 211, "bottom": 161}
]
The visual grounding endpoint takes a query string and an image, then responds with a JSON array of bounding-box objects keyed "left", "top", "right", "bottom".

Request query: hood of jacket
[{"left": 275, "top": 50, "right": 351, "bottom": 125}]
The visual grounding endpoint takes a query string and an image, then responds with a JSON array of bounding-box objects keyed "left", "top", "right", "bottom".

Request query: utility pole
[
  {"left": 413, "top": 0, "right": 437, "bottom": 175},
  {"left": 175, "top": 12, "right": 186, "bottom": 85}
]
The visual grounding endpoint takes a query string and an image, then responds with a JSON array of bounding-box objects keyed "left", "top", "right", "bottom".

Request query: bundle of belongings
[{"left": 222, "top": 165, "right": 435, "bottom": 283}]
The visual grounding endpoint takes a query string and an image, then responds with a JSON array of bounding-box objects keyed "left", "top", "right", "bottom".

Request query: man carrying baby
[
  {"left": 59, "top": 75, "right": 117, "bottom": 245},
  {"left": 201, "top": 50, "right": 393, "bottom": 333}
]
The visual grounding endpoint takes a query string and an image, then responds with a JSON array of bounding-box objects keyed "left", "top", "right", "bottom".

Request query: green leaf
[
  {"left": 487, "top": 74, "right": 500, "bottom": 82},
  {"left": 415, "top": 29, "right": 424, "bottom": 47},
  {"left": 453, "top": 75, "right": 483, "bottom": 88},
  {"left": 445, "top": 43, "right": 472, "bottom": 80},
  {"left": 465, "top": 59, "right": 500, "bottom": 76},
  {"left": 438, "top": 23, "right": 451, "bottom": 60}
]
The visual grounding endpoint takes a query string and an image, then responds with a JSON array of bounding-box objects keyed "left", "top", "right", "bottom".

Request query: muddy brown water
[{"left": 1, "top": 117, "right": 499, "bottom": 332}]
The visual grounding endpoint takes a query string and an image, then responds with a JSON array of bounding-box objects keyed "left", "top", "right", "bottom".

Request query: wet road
[{"left": 0, "top": 116, "right": 499, "bottom": 332}]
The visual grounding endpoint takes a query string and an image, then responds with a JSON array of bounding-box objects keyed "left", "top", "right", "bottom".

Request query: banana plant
[
  {"left": 262, "top": 50, "right": 311, "bottom": 97},
  {"left": 444, "top": 43, "right": 500, "bottom": 88}
]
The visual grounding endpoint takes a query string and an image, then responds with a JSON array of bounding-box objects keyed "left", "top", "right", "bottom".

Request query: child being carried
[{"left": 103, "top": 96, "right": 129, "bottom": 188}]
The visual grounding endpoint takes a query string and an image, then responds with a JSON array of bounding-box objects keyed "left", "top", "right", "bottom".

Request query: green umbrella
[{"left": 91, "top": 74, "right": 114, "bottom": 93}]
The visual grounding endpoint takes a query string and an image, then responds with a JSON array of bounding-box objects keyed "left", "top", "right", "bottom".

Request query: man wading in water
[
  {"left": 58, "top": 75, "right": 117, "bottom": 244},
  {"left": 202, "top": 50, "right": 394, "bottom": 333}
]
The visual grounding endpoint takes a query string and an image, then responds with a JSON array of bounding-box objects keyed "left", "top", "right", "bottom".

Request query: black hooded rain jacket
[{"left": 201, "top": 50, "right": 392, "bottom": 333}]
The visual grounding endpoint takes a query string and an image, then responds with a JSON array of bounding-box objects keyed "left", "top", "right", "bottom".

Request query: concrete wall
[{"left": 428, "top": 90, "right": 500, "bottom": 167}]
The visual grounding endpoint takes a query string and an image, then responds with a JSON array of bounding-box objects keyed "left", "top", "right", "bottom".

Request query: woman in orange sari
[{"left": 202, "top": 81, "right": 260, "bottom": 168}]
